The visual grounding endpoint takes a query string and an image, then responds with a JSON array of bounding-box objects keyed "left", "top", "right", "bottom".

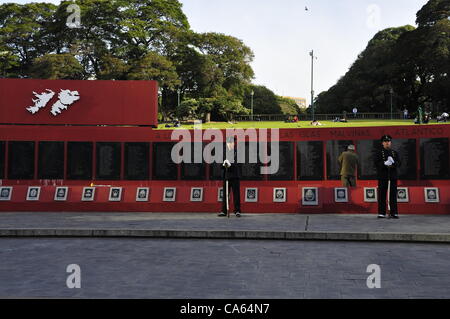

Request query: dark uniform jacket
[
  {"left": 374, "top": 147, "right": 401, "bottom": 180},
  {"left": 223, "top": 146, "right": 242, "bottom": 180}
]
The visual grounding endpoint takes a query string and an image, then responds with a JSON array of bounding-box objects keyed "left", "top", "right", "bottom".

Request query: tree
[
  {"left": 315, "top": 26, "right": 416, "bottom": 113},
  {"left": 416, "top": 0, "right": 450, "bottom": 27},
  {"left": 0, "top": 2, "right": 58, "bottom": 76},
  {"left": 127, "top": 51, "right": 180, "bottom": 88},
  {"left": 0, "top": 46, "right": 20, "bottom": 77},
  {"left": 210, "top": 95, "right": 249, "bottom": 122},
  {"left": 277, "top": 96, "right": 301, "bottom": 115},
  {"left": 0, "top": 0, "right": 260, "bottom": 120},
  {"left": 176, "top": 98, "right": 198, "bottom": 119},
  {"left": 242, "top": 85, "right": 283, "bottom": 115},
  {"left": 190, "top": 32, "right": 255, "bottom": 92},
  {"left": 97, "top": 55, "right": 130, "bottom": 80},
  {"left": 30, "top": 53, "right": 85, "bottom": 79}
]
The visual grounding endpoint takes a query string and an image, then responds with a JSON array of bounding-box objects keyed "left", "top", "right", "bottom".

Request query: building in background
[{"left": 284, "top": 97, "right": 307, "bottom": 109}]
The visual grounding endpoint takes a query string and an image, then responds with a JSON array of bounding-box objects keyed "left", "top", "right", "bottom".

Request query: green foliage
[
  {"left": 277, "top": 96, "right": 301, "bottom": 115},
  {"left": 0, "top": 0, "right": 256, "bottom": 120},
  {"left": 242, "top": 85, "right": 282, "bottom": 115},
  {"left": 30, "top": 53, "right": 85, "bottom": 79},
  {"left": 416, "top": 0, "right": 450, "bottom": 27},
  {"left": 176, "top": 98, "right": 198, "bottom": 119},
  {"left": 316, "top": 2, "right": 450, "bottom": 115}
]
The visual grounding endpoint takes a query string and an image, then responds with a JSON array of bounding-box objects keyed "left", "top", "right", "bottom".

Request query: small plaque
[
  {"left": 163, "top": 187, "right": 176, "bottom": 202},
  {"left": 334, "top": 187, "right": 348, "bottom": 203},
  {"left": 424, "top": 188, "right": 440, "bottom": 203},
  {"left": 190, "top": 188, "right": 204, "bottom": 202},
  {"left": 136, "top": 188, "right": 150, "bottom": 202},
  {"left": 364, "top": 187, "right": 377, "bottom": 202},
  {"left": 0, "top": 187, "right": 12, "bottom": 201},
  {"left": 54, "top": 187, "right": 69, "bottom": 201},
  {"left": 273, "top": 188, "right": 287, "bottom": 202},
  {"left": 109, "top": 187, "right": 122, "bottom": 202},
  {"left": 397, "top": 187, "right": 409, "bottom": 203},
  {"left": 82, "top": 187, "right": 95, "bottom": 201},
  {"left": 26, "top": 186, "right": 41, "bottom": 201},
  {"left": 245, "top": 188, "right": 258, "bottom": 202},
  {"left": 302, "top": 187, "right": 318, "bottom": 206}
]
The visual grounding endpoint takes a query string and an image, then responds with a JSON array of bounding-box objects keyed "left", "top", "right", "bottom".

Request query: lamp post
[
  {"left": 177, "top": 88, "right": 181, "bottom": 108},
  {"left": 389, "top": 87, "right": 394, "bottom": 120},
  {"left": 310, "top": 50, "right": 316, "bottom": 121},
  {"left": 250, "top": 90, "right": 254, "bottom": 121}
]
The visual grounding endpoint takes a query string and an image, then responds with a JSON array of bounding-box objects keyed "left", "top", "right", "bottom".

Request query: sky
[{"left": 3, "top": 0, "right": 430, "bottom": 104}]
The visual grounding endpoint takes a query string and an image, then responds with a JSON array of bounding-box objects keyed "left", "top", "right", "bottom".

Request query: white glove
[
  {"left": 384, "top": 157, "right": 394, "bottom": 166},
  {"left": 223, "top": 159, "right": 231, "bottom": 168}
]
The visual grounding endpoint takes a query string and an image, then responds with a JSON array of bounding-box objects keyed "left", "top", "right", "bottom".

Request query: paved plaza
[
  {"left": 0, "top": 238, "right": 448, "bottom": 299},
  {"left": 0, "top": 212, "right": 449, "bottom": 299}
]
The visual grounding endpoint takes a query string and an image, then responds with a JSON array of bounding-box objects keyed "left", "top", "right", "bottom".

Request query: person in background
[
  {"left": 417, "top": 106, "right": 423, "bottom": 124},
  {"left": 338, "top": 145, "right": 359, "bottom": 187}
]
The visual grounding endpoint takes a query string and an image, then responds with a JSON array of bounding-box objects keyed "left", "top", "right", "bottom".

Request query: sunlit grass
[{"left": 156, "top": 119, "right": 449, "bottom": 130}]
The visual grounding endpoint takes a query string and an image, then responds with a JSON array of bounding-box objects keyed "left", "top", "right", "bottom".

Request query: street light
[
  {"left": 389, "top": 87, "right": 394, "bottom": 120},
  {"left": 250, "top": 90, "right": 254, "bottom": 121},
  {"left": 310, "top": 50, "right": 317, "bottom": 121},
  {"left": 177, "top": 88, "right": 181, "bottom": 108}
]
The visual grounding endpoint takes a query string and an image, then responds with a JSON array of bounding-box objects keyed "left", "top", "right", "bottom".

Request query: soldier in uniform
[
  {"left": 374, "top": 135, "right": 401, "bottom": 219},
  {"left": 338, "top": 144, "right": 359, "bottom": 187},
  {"left": 218, "top": 136, "right": 242, "bottom": 217}
]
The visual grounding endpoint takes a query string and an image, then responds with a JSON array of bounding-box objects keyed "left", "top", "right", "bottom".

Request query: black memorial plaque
[
  {"left": 8, "top": 141, "right": 35, "bottom": 180},
  {"left": 182, "top": 143, "right": 206, "bottom": 180},
  {"left": 38, "top": 142, "right": 64, "bottom": 179},
  {"left": 420, "top": 138, "right": 450, "bottom": 180},
  {"left": 394, "top": 139, "right": 416, "bottom": 180},
  {"left": 297, "top": 141, "right": 324, "bottom": 180},
  {"left": 269, "top": 142, "right": 294, "bottom": 181},
  {"left": 153, "top": 142, "right": 177, "bottom": 180},
  {"left": 67, "top": 142, "right": 93, "bottom": 180},
  {"left": 125, "top": 142, "right": 149, "bottom": 180},
  {"left": 0, "top": 141, "right": 4, "bottom": 179},
  {"left": 326, "top": 140, "right": 353, "bottom": 180},
  {"left": 357, "top": 140, "right": 378, "bottom": 180},
  {"left": 96, "top": 142, "right": 121, "bottom": 180},
  {"left": 240, "top": 142, "right": 263, "bottom": 181}
]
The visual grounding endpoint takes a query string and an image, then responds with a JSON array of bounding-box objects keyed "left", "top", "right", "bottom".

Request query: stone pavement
[{"left": 0, "top": 212, "right": 449, "bottom": 243}]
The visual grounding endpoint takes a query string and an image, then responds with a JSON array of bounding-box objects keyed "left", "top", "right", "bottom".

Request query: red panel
[
  {"left": 1, "top": 183, "right": 449, "bottom": 214},
  {"left": 0, "top": 79, "right": 158, "bottom": 126}
]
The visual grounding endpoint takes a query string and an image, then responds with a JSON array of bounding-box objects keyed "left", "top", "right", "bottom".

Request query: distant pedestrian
[
  {"left": 403, "top": 108, "right": 408, "bottom": 119},
  {"left": 374, "top": 135, "right": 401, "bottom": 219},
  {"left": 417, "top": 106, "right": 423, "bottom": 124},
  {"left": 338, "top": 145, "right": 359, "bottom": 187}
]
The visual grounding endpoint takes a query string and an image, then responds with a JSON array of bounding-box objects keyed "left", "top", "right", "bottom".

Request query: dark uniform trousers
[
  {"left": 378, "top": 178, "right": 398, "bottom": 215},
  {"left": 222, "top": 178, "right": 241, "bottom": 213},
  {"left": 222, "top": 146, "right": 241, "bottom": 213},
  {"left": 375, "top": 147, "right": 401, "bottom": 216}
]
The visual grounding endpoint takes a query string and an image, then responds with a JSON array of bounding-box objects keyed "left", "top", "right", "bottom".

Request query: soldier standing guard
[
  {"left": 374, "top": 135, "right": 401, "bottom": 219},
  {"left": 218, "top": 136, "right": 242, "bottom": 217}
]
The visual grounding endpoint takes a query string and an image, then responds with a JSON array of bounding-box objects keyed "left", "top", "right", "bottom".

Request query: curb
[{"left": 0, "top": 229, "right": 449, "bottom": 243}]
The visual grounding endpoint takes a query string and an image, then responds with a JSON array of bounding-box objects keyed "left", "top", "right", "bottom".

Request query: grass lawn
[{"left": 156, "top": 119, "right": 450, "bottom": 130}]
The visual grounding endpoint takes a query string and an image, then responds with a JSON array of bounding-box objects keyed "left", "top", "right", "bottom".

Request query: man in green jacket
[{"left": 338, "top": 145, "right": 359, "bottom": 187}]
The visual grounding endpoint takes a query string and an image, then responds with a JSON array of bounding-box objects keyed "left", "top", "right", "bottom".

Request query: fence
[{"left": 233, "top": 112, "right": 405, "bottom": 122}]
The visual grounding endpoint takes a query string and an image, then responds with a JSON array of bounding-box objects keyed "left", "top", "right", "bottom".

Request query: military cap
[{"left": 380, "top": 135, "right": 392, "bottom": 142}]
